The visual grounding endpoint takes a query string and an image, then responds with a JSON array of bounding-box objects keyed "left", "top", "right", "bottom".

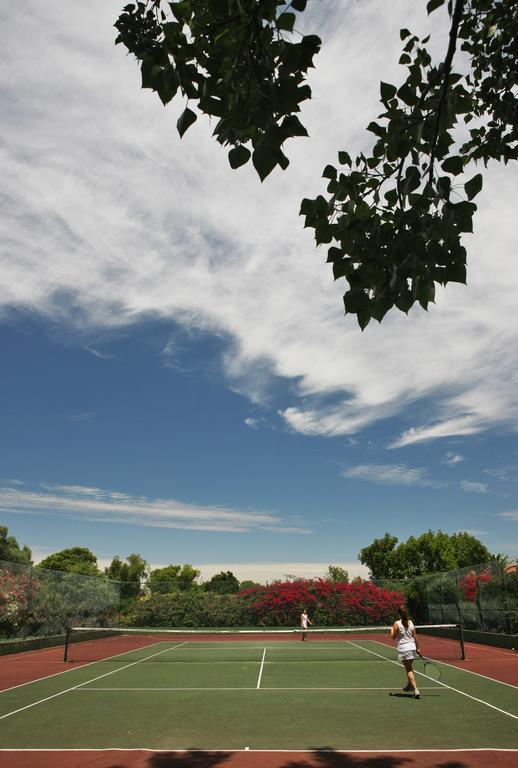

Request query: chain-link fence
[
  {"left": 2, "top": 558, "right": 517, "bottom": 642},
  {"left": 0, "top": 560, "right": 121, "bottom": 639},
  {"left": 376, "top": 560, "right": 518, "bottom": 634}
]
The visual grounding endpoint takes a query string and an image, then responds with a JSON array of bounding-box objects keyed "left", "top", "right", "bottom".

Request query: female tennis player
[
  {"left": 391, "top": 606, "right": 421, "bottom": 698},
  {"left": 300, "top": 608, "right": 312, "bottom": 640}
]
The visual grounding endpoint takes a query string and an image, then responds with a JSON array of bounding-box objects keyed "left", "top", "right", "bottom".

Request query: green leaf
[
  {"left": 344, "top": 289, "right": 370, "bottom": 314},
  {"left": 177, "top": 107, "right": 197, "bottom": 137},
  {"left": 380, "top": 82, "right": 397, "bottom": 102},
  {"left": 400, "top": 28, "right": 411, "bottom": 40},
  {"left": 367, "top": 122, "right": 386, "bottom": 138},
  {"left": 355, "top": 201, "right": 371, "bottom": 220},
  {"left": 277, "top": 12, "right": 296, "bottom": 32},
  {"left": 395, "top": 291, "right": 414, "bottom": 313},
  {"left": 444, "top": 263, "right": 467, "bottom": 284},
  {"left": 171, "top": 1, "right": 192, "bottom": 23},
  {"left": 357, "top": 310, "right": 371, "bottom": 331},
  {"left": 427, "top": 0, "right": 445, "bottom": 14},
  {"left": 252, "top": 144, "right": 278, "bottom": 182},
  {"left": 441, "top": 156, "right": 464, "bottom": 175},
  {"left": 322, "top": 164, "right": 337, "bottom": 180},
  {"left": 299, "top": 198, "right": 314, "bottom": 217},
  {"left": 464, "top": 173, "right": 483, "bottom": 201},
  {"left": 291, "top": 0, "right": 307, "bottom": 10},
  {"left": 228, "top": 145, "right": 251, "bottom": 169},
  {"left": 338, "top": 151, "right": 352, "bottom": 166},
  {"left": 199, "top": 96, "right": 225, "bottom": 117}
]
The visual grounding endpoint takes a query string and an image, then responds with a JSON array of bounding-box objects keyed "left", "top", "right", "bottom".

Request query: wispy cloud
[
  {"left": 484, "top": 466, "right": 518, "bottom": 483},
  {"left": 0, "top": 483, "right": 310, "bottom": 534},
  {"left": 499, "top": 510, "right": 518, "bottom": 522},
  {"left": 244, "top": 417, "right": 258, "bottom": 429},
  {"left": 83, "top": 346, "right": 116, "bottom": 360},
  {"left": 389, "top": 417, "right": 484, "bottom": 449},
  {"left": 342, "top": 463, "right": 440, "bottom": 487},
  {"left": 444, "top": 452, "right": 465, "bottom": 466},
  {"left": 460, "top": 480, "right": 488, "bottom": 494},
  {"left": 64, "top": 411, "right": 98, "bottom": 422},
  {"left": 1, "top": 1, "right": 518, "bottom": 449}
]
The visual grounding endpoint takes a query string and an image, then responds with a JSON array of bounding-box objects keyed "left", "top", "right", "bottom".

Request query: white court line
[
  {"left": 370, "top": 639, "right": 518, "bottom": 691},
  {"left": 256, "top": 648, "right": 266, "bottom": 689},
  {"left": 0, "top": 748, "right": 516, "bottom": 754},
  {"left": 346, "top": 640, "right": 518, "bottom": 721},
  {"left": 0, "top": 642, "right": 187, "bottom": 722},
  {"left": 80, "top": 687, "right": 444, "bottom": 691},
  {"left": 0, "top": 640, "right": 173, "bottom": 696}
]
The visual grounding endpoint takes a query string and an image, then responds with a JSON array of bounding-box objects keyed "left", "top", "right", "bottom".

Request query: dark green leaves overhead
[
  {"left": 228, "top": 145, "right": 251, "bottom": 169},
  {"left": 177, "top": 106, "right": 197, "bottom": 137},
  {"left": 298, "top": 0, "right": 517, "bottom": 328},
  {"left": 115, "top": 0, "right": 320, "bottom": 179},
  {"left": 464, "top": 173, "right": 483, "bottom": 201},
  {"left": 115, "top": 0, "right": 518, "bottom": 329}
]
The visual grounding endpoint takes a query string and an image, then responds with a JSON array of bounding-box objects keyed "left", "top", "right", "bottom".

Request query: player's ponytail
[{"left": 398, "top": 605, "right": 409, "bottom": 629}]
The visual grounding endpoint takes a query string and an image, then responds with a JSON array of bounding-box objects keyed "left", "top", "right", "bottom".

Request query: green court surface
[{"left": 0, "top": 640, "right": 517, "bottom": 751}]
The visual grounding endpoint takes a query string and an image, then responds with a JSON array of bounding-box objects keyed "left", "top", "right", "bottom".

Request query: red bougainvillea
[
  {"left": 239, "top": 578, "right": 404, "bottom": 626},
  {"left": 458, "top": 571, "right": 492, "bottom": 602}
]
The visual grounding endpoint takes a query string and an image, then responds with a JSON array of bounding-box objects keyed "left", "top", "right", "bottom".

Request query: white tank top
[{"left": 395, "top": 619, "right": 416, "bottom": 652}]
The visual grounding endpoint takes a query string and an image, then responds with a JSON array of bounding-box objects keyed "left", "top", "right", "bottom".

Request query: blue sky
[{"left": 1, "top": 1, "right": 517, "bottom": 581}]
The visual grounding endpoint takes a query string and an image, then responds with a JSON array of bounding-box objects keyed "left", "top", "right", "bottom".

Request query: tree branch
[{"left": 428, "top": 0, "right": 465, "bottom": 184}]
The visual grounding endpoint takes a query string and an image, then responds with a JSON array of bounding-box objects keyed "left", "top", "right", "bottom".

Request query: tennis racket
[{"left": 418, "top": 653, "right": 441, "bottom": 681}]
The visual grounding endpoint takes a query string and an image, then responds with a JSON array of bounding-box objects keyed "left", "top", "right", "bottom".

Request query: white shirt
[
  {"left": 301, "top": 613, "right": 308, "bottom": 629},
  {"left": 395, "top": 619, "right": 416, "bottom": 652}
]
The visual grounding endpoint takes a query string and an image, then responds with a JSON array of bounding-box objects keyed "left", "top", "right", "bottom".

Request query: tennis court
[{"left": 0, "top": 625, "right": 517, "bottom": 764}]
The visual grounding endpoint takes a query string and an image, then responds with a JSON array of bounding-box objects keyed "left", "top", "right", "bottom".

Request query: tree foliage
[
  {"left": 115, "top": 0, "right": 320, "bottom": 180},
  {"left": 0, "top": 525, "right": 32, "bottom": 565},
  {"left": 38, "top": 547, "right": 100, "bottom": 577},
  {"left": 204, "top": 570, "right": 240, "bottom": 593},
  {"left": 326, "top": 564, "right": 349, "bottom": 583},
  {"left": 115, "top": 0, "right": 517, "bottom": 327},
  {"left": 359, "top": 529, "right": 493, "bottom": 579},
  {"left": 105, "top": 553, "right": 149, "bottom": 597},
  {"left": 147, "top": 563, "right": 201, "bottom": 592}
]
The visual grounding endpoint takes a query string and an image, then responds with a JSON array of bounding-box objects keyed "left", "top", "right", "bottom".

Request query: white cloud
[
  {"left": 82, "top": 346, "right": 115, "bottom": 360},
  {"left": 1, "top": 1, "right": 518, "bottom": 448},
  {"left": 342, "top": 463, "right": 439, "bottom": 487},
  {"left": 444, "top": 452, "right": 465, "bottom": 466},
  {"left": 244, "top": 417, "right": 258, "bottom": 429},
  {"left": 499, "top": 510, "right": 518, "bottom": 522},
  {"left": 460, "top": 481, "right": 488, "bottom": 494},
  {"left": 0, "top": 483, "right": 310, "bottom": 534}
]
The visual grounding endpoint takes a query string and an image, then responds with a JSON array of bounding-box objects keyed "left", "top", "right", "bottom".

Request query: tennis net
[{"left": 64, "top": 624, "right": 465, "bottom": 663}]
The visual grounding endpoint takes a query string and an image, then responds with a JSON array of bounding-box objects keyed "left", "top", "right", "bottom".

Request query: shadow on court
[
  {"left": 148, "top": 751, "right": 232, "bottom": 768},
  {"left": 99, "top": 749, "right": 476, "bottom": 768},
  {"left": 282, "top": 750, "right": 468, "bottom": 768}
]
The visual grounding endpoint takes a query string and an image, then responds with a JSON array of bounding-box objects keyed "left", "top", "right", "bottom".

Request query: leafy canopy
[
  {"left": 38, "top": 547, "right": 101, "bottom": 576},
  {"left": 0, "top": 525, "right": 32, "bottom": 565},
  {"left": 115, "top": 0, "right": 517, "bottom": 328},
  {"left": 204, "top": 570, "right": 240, "bottom": 593},
  {"left": 358, "top": 529, "right": 493, "bottom": 580}
]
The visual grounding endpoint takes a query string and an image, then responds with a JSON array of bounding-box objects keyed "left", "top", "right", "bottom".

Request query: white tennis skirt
[{"left": 398, "top": 649, "right": 418, "bottom": 661}]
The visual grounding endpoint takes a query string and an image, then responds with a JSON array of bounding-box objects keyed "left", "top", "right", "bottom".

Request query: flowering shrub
[
  {"left": 122, "top": 592, "right": 253, "bottom": 627},
  {"left": 239, "top": 578, "right": 404, "bottom": 626},
  {"left": 459, "top": 571, "right": 492, "bottom": 602},
  {"left": 0, "top": 568, "right": 39, "bottom": 637}
]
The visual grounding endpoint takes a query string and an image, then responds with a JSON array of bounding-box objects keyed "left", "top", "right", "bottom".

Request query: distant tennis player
[
  {"left": 391, "top": 606, "right": 420, "bottom": 699},
  {"left": 300, "top": 608, "right": 312, "bottom": 640}
]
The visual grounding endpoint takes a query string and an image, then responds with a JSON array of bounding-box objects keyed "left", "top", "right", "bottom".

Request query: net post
[
  {"left": 64, "top": 626, "right": 71, "bottom": 662},
  {"left": 458, "top": 623, "right": 465, "bottom": 660}
]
